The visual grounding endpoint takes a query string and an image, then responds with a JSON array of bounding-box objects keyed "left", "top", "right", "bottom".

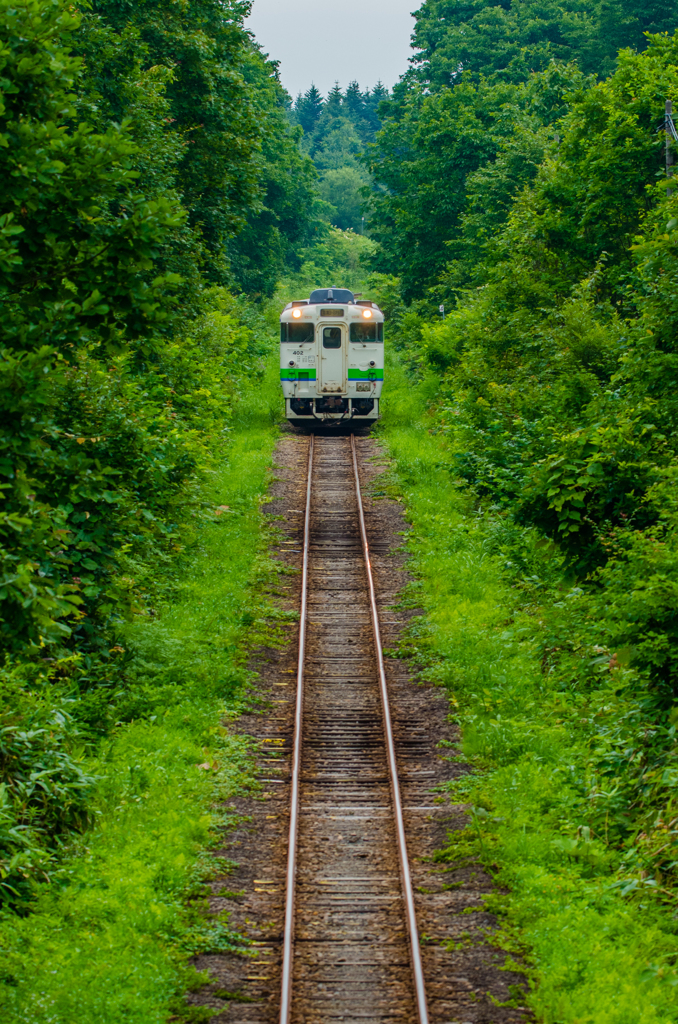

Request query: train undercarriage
[{"left": 287, "top": 396, "right": 378, "bottom": 425}]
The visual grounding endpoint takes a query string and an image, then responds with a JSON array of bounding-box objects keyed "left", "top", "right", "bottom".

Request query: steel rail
[
  {"left": 279, "top": 433, "right": 314, "bottom": 1024},
  {"left": 350, "top": 433, "right": 430, "bottom": 1024}
]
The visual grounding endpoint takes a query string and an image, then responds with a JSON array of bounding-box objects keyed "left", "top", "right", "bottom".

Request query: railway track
[
  {"left": 189, "top": 431, "right": 534, "bottom": 1023},
  {"left": 280, "top": 432, "right": 429, "bottom": 1023}
]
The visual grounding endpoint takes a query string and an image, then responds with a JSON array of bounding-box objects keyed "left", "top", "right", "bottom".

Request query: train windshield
[
  {"left": 309, "top": 288, "right": 354, "bottom": 304},
  {"left": 281, "top": 322, "right": 314, "bottom": 343},
  {"left": 350, "top": 323, "right": 383, "bottom": 343}
]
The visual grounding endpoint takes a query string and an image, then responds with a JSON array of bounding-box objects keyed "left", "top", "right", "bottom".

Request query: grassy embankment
[
  {"left": 0, "top": 339, "right": 284, "bottom": 1023},
  {"left": 377, "top": 350, "right": 678, "bottom": 1024}
]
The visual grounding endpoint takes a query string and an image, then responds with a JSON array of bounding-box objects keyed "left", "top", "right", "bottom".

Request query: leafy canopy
[
  {"left": 367, "top": 0, "right": 678, "bottom": 299},
  {"left": 410, "top": 0, "right": 678, "bottom": 86}
]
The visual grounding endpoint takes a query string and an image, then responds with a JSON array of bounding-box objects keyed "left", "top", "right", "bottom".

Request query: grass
[
  {"left": 0, "top": 338, "right": 284, "bottom": 1023},
  {"left": 376, "top": 348, "right": 678, "bottom": 1023}
]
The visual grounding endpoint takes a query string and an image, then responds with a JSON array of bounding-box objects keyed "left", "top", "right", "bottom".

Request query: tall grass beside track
[
  {"left": 0, "top": 344, "right": 283, "bottom": 1023},
  {"left": 377, "top": 350, "right": 678, "bottom": 1024}
]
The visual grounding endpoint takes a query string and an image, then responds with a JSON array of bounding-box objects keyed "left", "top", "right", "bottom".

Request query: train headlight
[
  {"left": 362, "top": 308, "right": 373, "bottom": 319},
  {"left": 292, "top": 308, "right": 302, "bottom": 319},
  {"left": 288, "top": 360, "right": 296, "bottom": 367}
]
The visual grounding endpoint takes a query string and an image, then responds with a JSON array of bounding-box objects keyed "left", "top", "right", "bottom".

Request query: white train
[{"left": 280, "top": 287, "right": 384, "bottom": 425}]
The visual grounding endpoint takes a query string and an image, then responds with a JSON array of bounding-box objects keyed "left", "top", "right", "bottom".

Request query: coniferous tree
[
  {"left": 294, "top": 84, "right": 324, "bottom": 134},
  {"left": 344, "top": 81, "right": 365, "bottom": 121},
  {"left": 324, "top": 82, "right": 344, "bottom": 115},
  {"left": 363, "top": 82, "right": 389, "bottom": 135}
]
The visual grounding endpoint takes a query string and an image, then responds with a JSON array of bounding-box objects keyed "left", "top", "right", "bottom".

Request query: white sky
[{"left": 245, "top": 0, "right": 419, "bottom": 99}]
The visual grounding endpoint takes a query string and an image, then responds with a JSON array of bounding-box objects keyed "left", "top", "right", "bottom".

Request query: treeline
[
  {"left": 290, "top": 82, "right": 389, "bottom": 232},
  {"left": 0, "top": 0, "right": 316, "bottom": 900},
  {"left": 368, "top": 0, "right": 678, "bottom": 900}
]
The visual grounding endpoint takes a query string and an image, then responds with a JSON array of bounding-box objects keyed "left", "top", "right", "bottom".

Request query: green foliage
[
  {"left": 274, "top": 226, "right": 377, "bottom": 298},
  {"left": 410, "top": 0, "right": 678, "bottom": 87},
  {"left": 1, "top": 0, "right": 185, "bottom": 355},
  {"left": 367, "top": 0, "right": 678, "bottom": 300},
  {"left": 1, "top": 0, "right": 185, "bottom": 653},
  {"left": 294, "top": 83, "right": 324, "bottom": 135},
  {"left": 0, "top": 0, "right": 303, "bottom": 912},
  {"left": 292, "top": 80, "right": 388, "bottom": 155},
  {"left": 366, "top": 76, "right": 515, "bottom": 298},
  {"left": 407, "top": 34, "right": 678, "bottom": 568},
  {"left": 225, "top": 48, "right": 320, "bottom": 295},
  {"left": 0, "top": 0, "right": 309, "bottom": 647},
  {"left": 0, "top": 343, "right": 283, "bottom": 1021},
  {"left": 291, "top": 81, "right": 389, "bottom": 232},
  {"left": 317, "top": 166, "right": 369, "bottom": 233},
  {"left": 366, "top": 61, "right": 602, "bottom": 299},
  {"left": 0, "top": 663, "right": 97, "bottom": 902},
  {"left": 0, "top": 291, "right": 263, "bottom": 653},
  {"left": 87, "top": 0, "right": 261, "bottom": 284},
  {"left": 377, "top": 355, "right": 678, "bottom": 1023},
  {"left": 81, "top": 1, "right": 319, "bottom": 295}
]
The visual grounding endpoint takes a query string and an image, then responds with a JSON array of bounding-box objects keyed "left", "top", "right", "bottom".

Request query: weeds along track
[{"left": 280, "top": 433, "right": 428, "bottom": 1023}]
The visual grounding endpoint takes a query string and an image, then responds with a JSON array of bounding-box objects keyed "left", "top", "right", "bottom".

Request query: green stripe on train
[
  {"left": 280, "top": 368, "right": 383, "bottom": 381},
  {"left": 348, "top": 368, "right": 384, "bottom": 380},
  {"left": 280, "top": 368, "right": 317, "bottom": 381}
]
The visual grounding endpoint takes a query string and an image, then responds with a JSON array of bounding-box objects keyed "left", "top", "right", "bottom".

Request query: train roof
[
  {"left": 308, "top": 287, "right": 353, "bottom": 304},
  {"left": 282, "top": 286, "right": 382, "bottom": 315}
]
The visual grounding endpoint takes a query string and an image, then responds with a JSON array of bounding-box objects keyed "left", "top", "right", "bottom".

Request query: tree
[
  {"left": 294, "top": 84, "right": 324, "bottom": 135},
  {"left": 226, "top": 47, "right": 321, "bottom": 294},
  {"left": 365, "top": 78, "right": 516, "bottom": 299},
  {"left": 363, "top": 82, "right": 390, "bottom": 136},
  {"left": 415, "top": 33, "right": 678, "bottom": 574},
  {"left": 89, "top": 0, "right": 263, "bottom": 284},
  {"left": 0, "top": 0, "right": 187, "bottom": 647},
  {"left": 289, "top": 82, "right": 392, "bottom": 234},
  {"left": 1, "top": 0, "right": 185, "bottom": 360},
  {"left": 344, "top": 81, "right": 366, "bottom": 122},
  {"left": 409, "top": 0, "right": 678, "bottom": 87},
  {"left": 367, "top": 0, "right": 678, "bottom": 301},
  {"left": 318, "top": 167, "right": 370, "bottom": 233}
]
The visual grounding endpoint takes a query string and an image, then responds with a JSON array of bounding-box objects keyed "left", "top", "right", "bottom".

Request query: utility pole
[{"left": 667, "top": 99, "right": 674, "bottom": 195}]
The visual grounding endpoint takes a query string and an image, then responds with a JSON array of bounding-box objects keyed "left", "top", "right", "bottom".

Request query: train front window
[
  {"left": 323, "top": 327, "right": 342, "bottom": 349},
  {"left": 281, "top": 322, "right": 314, "bottom": 343},
  {"left": 350, "top": 322, "right": 383, "bottom": 343},
  {"left": 310, "top": 288, "right": 354, "bottom": 304}
]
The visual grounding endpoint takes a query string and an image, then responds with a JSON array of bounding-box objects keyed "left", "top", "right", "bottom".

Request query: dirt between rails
[{"left": 185, "top": 430, "right": 534, "bottom": 1024}]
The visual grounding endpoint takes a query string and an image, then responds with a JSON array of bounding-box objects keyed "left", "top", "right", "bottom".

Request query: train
[{"left": 280, "top": 287, "right": 384, "bottom": 425}]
